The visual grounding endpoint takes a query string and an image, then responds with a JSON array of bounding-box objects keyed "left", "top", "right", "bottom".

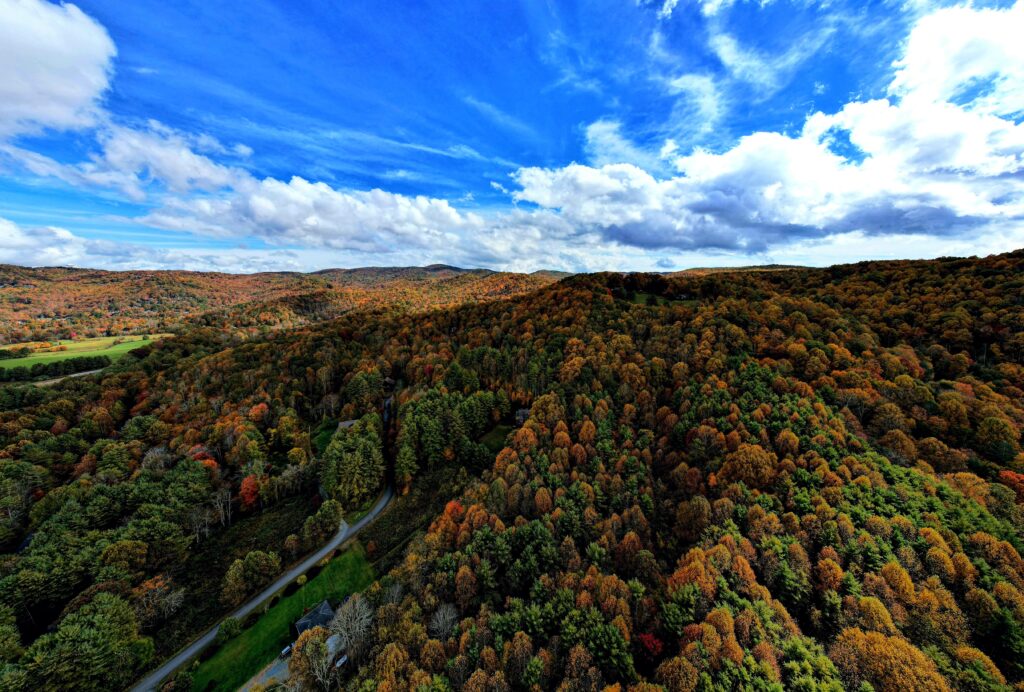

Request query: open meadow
[{"left": 0, "top": 334, "right": 171, "bottom": 371}]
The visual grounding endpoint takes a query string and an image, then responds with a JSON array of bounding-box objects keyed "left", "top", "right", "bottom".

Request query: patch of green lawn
[
  {"left": 190, "top": 545, "right": 374, "bottom": 692},
  {"left": 480, "top": 423, "right": 513, "bottom": 455},
  {"left": 631, "top": 291, "right": 668, "bottom": 307},
  {"left": 0, "top": 334, "right": 171, "bottom": 370}
]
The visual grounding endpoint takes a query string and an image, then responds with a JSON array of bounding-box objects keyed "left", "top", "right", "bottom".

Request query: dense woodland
[{"left": 0, "top": 252, "right": 1022, "bottom": 691}]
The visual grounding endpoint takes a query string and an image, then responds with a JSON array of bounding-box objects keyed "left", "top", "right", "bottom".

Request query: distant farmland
[{"left": 0, "top": 334, "right": 171, "bottom": 371}]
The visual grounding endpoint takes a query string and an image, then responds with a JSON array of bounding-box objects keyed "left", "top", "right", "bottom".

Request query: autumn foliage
[{"left": 1, "top": 251, "right": 1023, "bottom": 690}]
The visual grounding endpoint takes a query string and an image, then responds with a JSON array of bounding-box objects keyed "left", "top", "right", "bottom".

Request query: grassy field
[
  {"left": 0, "top": 334, "right": 171, "bottom": 370},
  {"left": 190, "top": 545, "right": 374, "bottom": 692}
]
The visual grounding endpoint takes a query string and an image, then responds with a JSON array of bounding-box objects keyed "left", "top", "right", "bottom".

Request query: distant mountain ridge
[
  {"left": 667, "top": 263, "right": 808, "bottom": 276},
  {"left": 0, "top": 260, "right": 871, "bottom": 343},
  {"left": 0, "top": 263, "right": 562, "bottom": 343}
]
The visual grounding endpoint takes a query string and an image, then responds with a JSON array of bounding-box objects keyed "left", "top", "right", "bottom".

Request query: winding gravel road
[
  {"left": 130, "top": 487, "right": 395, "bottom": 691},
  {"left": 15, "top": 369, "right": 104, "bottom": 388}
]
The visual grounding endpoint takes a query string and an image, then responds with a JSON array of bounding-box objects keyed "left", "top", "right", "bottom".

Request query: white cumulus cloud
[
  {"left": 889, "top": 1, "right": 1024, "bottom": 117},
  {"left": 0, "top": 216, "right": 315, "bottom": 272},
  {"left": 0, "top": 0, "right": 116, "bottom": 136},
  {"left": 583, "top": 120, "right": 667, "bottom": 171},
  {"left": 0, "top": 217, "right": 90, "bottom": 266},
  {"left": 2, "top": 122, "right": 244, "bottom": 201},
  {"left": 142, "top": 175, "right": 482, "bottom": 252}
]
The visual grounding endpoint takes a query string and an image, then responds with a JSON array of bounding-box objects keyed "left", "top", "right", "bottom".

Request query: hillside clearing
[{"left": 0, "top": 334, "right": 171, "bottom": 371}]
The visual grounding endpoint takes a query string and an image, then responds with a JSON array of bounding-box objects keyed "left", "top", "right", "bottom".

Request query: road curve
[{"left": 130, "top": 486, "right": 395, "bottom": 692}]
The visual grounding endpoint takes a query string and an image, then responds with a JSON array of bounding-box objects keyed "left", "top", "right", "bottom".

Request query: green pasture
[{"left": 0, "top": 334, "right": 170, "bottom": 370}]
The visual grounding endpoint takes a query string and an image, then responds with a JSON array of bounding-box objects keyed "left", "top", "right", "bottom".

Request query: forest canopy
[{"left": 0, "top": 251, "right": 1022, "bottom": 691}]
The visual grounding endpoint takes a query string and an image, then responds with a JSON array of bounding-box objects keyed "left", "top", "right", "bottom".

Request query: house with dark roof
[
  {"left": 293, "top": 599, "right": 335, "bottom": 638},
  {"left": 515, "top": 408, "right": 531, "bottom": 426}
]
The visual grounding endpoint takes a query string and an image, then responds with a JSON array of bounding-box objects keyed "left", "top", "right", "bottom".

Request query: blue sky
[{"left": 0, "top": 0, "right": 1022, "bottom": 272}]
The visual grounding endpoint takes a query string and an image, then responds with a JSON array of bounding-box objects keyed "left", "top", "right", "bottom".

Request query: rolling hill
[{"left": 0, "top": 264, "right": 559, "bottom": 343}]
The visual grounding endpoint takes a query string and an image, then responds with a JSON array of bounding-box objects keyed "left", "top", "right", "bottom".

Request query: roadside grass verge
[
  {"left": 312, "top": 418, "right": 338, "bottom": 455},
  {"left": 190, "top": 544, "right": 374, "bottom": 692}
]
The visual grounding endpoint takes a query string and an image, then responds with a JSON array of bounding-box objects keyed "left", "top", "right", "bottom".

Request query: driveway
[
  {"left": 130, "top": 487, "right": 394, "bottom": 691},
  {"left": 242, "top": 633, "right": 340, "bottom": 691},
  {"left": 244, "top": 656, "right": 288, "bottom": 690}
]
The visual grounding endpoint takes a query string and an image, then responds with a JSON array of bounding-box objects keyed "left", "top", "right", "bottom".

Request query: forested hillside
[
  {"left": 0, "top": 252, "right": 1022, "bottom": 690},
  {"left": 0, "top": 264, "right": 557, "bottom": 342}
]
